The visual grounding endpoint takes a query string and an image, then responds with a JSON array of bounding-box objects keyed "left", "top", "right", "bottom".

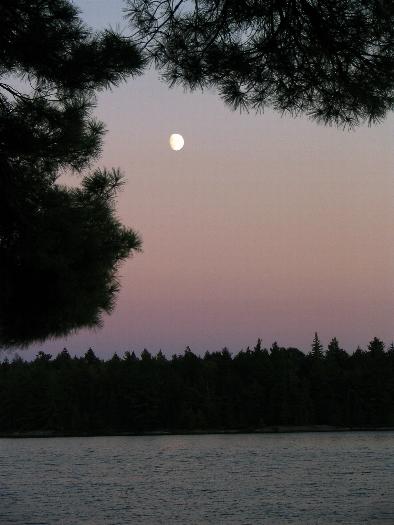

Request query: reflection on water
[{"left": 1, "top": 432, "right": 393, "bottom": 524}]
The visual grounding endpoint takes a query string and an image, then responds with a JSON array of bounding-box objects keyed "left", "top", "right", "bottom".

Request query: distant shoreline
[{"left": 2, "top": 426, "right": 394, "bottom": 438}]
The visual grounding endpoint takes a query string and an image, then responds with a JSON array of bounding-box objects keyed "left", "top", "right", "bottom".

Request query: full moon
[{"left": 169, "top": 133, "right": 184, "bottom": 151}]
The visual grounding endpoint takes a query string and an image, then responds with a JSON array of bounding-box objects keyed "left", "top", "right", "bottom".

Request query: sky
[{"left": 20, "top": 0, "right": 394, "bottom": 359}]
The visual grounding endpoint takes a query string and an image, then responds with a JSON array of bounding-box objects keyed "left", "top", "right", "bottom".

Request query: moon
[{"left": 169, "top": 133, "right": 184, "bottom": 151}]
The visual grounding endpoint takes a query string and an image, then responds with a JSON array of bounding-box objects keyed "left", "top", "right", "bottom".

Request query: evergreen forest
[{"left": 1, "top": 335, "right": 394, "bottom": 435}]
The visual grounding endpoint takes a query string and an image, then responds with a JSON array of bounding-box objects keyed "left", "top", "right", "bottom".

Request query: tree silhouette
[
  {"left": 368, "top": 337, "right": 385, "bottom": 355},
  {"left": 0, "top": 1, "right": 144, "bottom": 347},
  {"left": 1, "top": 336, "right": 393, "bottom": 434},
  {"left": 311, "top": 332, "right": 324, "bottom": 358},
  {"left": 127, "top": 0, "right": 394, "bottom": 127}
]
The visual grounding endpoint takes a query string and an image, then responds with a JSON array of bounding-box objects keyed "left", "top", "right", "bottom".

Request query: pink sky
[{"left": 22, "top": 1, "right": 394, "bottom": 358}]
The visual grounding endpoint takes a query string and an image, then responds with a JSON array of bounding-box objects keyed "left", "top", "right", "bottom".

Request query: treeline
[{"left": 1, "top": 334, "right": 394, "bottom": 434}]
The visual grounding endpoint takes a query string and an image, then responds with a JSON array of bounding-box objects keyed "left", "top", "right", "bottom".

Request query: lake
[{"left": 1, "top": 432, "right": 393, "bottom": 524}]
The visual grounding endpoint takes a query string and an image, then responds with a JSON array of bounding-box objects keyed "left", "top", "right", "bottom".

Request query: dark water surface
[{"left": 1, "top": 432, "right": 393, "bottom": 524}]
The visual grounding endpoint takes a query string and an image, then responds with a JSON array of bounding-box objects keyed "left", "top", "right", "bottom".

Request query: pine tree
[
  {"left": 311, "top": 332, "right": 324, "bottom": 358},
  {"left": 326, "top": 337, "right": 348, "bottom": 364},
  {"left": 328, "top": 337, "right": 340, "bottom": 353},
  {"left": 127, "top": 0, "right": 394, "bottom": 127},
  {"left": 84, "top": 348, "right": 100, "bottom": 364},
  {"left": 0, "top": 1, "right": 144, "bottom": 347},
  {"left": 367, "top": 337, "right": 385, "bottom": 355}
]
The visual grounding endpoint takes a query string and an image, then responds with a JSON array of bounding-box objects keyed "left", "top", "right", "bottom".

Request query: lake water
[{"left": 1, "top": 432, "right": 393, "bottom": 524}]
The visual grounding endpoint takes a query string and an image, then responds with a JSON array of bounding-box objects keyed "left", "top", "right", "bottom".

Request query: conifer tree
[
  {"left": 311, "top": 332, "right": 324, "bottom": 358},
  {"left": 328, "top": 337, "right": 340, "bottom": 353},
  {"left": 127, "top": 0, "right": 394, "bottom": 127},
  {"left": 326, "top": 337, "right": 348, "bottom": 364},
  {"left": 367, "top": 337, "right": 385, "bottom": 355},
  {"left": 0, "top": 1, "right": 144, "bottom": 347},
  {"left": 1, "top": 336, "right": 394, "bottom": 432}
]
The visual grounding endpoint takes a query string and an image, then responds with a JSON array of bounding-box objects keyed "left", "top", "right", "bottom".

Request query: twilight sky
[{"left": 24, "top": 0, "right": 394, "bottom": 358}]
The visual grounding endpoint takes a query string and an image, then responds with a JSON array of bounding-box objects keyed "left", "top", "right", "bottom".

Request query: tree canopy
[
  {"left": 127, "top": 0, "right": 394, "bottom": 127},
  {"left": 1, "top": 335, "right": 393, "bottom": 433},
  {"left": 0, "top": 0, "right": 144, "bottom": 347}
]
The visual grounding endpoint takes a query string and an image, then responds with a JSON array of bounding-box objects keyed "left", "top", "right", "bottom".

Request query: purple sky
[{"left": 20, "top": 0, "right": 394, "bottom": 359}]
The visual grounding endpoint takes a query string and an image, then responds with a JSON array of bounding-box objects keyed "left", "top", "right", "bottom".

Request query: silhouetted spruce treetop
[
  {"left": 84, "top": 348, "right": 100, "bottom": 363},
  {"left": 0, "top": 1, "right": 143, "bottom": 348},
  {"left": 311, "top": 332, "right": 324, "bottom": 358},
  {"left": 126, "top": 0, "right": 394, "bottom": 127},
  {"left": 326, "top": 337, "right": 348, "bottom": 362}
]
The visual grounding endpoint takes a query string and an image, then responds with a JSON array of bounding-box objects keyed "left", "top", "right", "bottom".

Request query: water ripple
[{"left": 0, "top": 432, "right": 393, "bottom": 524}]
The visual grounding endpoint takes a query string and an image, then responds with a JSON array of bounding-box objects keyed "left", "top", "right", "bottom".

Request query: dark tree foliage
[
  {"left": 311, "top": 332, "right": 324, "bottom": 358},
  {"left": 1, "top": 335, "right": 393, "bottom": 434},
  {"left": 127, "top": 0, "right": 394, "bottom": 126},
  {"left": 1, "top": 166, "right": 141, "bottom": 347},
  {"left": 0, "top": 1, "right": 144, "bottom": 347}
]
